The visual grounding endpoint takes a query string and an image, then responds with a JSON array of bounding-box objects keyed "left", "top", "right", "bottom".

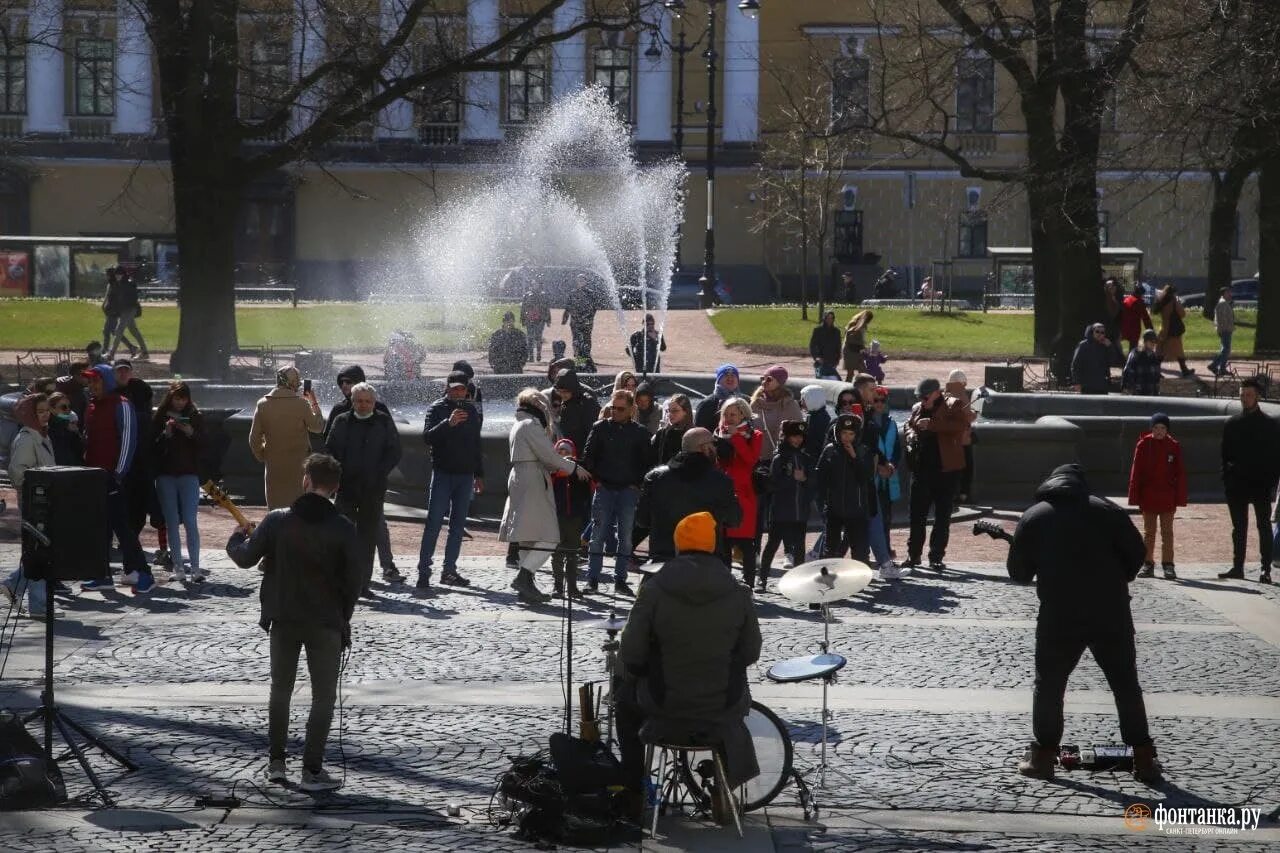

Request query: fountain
[{"left": 384, "top": 86, "right": 687, "bottom": 342}]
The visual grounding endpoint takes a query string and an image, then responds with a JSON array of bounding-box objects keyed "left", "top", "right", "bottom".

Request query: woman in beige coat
[
  {"left": 249, "top": 366, "right": 326, "bottom": 508},
  {"left": 499, "top": 388, "right": 592, "bottom": 604}
]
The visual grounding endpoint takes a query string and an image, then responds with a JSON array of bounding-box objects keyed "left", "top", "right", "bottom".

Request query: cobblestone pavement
[{"left": 1, "top": 545, "right": 1277, "bottom": 851}]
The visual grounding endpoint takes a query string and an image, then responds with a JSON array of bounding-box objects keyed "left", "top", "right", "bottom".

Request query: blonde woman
[
  {"left": 1154, "top": 285, "right": 1192, "bottom": 378},
  {"left": 843, "top": 310, "right": 874, "bottom": 381}
]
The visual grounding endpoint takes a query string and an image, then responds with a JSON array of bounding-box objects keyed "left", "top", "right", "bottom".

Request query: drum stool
[{"left": 644, "top": 738, "right": 743, "bottom": 839}]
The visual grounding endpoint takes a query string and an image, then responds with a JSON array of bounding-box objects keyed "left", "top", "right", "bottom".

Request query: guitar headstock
[
  {"left": 972, "top": 519, "right": 1012, "bottom": 541},
  {"left": 201, "top": 480, "right": 230, "bottom": 507}
]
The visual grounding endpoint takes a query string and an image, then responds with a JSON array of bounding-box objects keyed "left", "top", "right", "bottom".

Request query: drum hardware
[
  {"left": 771, "top": 559, "right": 874, "bottom": 818},
  {"left": 581, "top": 610, "right": 626, "bottom": 748}
]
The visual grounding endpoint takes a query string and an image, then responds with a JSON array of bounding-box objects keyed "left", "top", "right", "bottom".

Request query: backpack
[{"left": 0, "top": 711, "right": 66, "bottom": 809}]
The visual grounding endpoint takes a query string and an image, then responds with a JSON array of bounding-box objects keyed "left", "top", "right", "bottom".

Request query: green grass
[
  {"left": 0, "top": 299, "right": 514, "bottom": 352},
  {"left": 709, "top": 305, "right": 1258, "bottom": 359}
]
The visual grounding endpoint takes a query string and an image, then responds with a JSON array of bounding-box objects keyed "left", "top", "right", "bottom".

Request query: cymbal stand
[
  {"left": 815, "top": 602, "right": 837, "bottom": 816},
  {"left": 599, "top": 617, "right": 622, "bottom": 747}
]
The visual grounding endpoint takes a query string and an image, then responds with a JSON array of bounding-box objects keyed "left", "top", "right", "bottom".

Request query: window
[
  {"left": 1098, "top": 210, "right": 1111, "bottom": 248},
  {"left": 74, "top": 38, "right": 114, "bottom": 116},
  {"left": 506, "top": 35, "right": 548, "bottom": 123},
  {"left": 0, "top": 41, "right": 24, "bottom": 115},
  {"left": 593, "top": 46, "right": 632, "bottom": 120},
  {"left": 958, "top": 212, "right": 988, "bottom": 258},
  {"left": 955, "top": 56, "right": 994, "bottom": 133},
  {"left": 246, "top": 40, "right": 290, "bottom": 121},
  {"left": 832, "top": 56, "right": 870, "bottom": 130}
]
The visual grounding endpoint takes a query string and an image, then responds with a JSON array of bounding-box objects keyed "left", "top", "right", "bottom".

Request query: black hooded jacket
[
  {"left": 1006, "top": 464, "right": 1146, "bottom": 634},
  {"left": 550, "top": 369, "right": 601, "bottom": 451},
  {"left": 227, "top": 492, "right": 364, "bottom": 632},
  {"left": 1070, "top": 324, "right": 1112, "bottom": 394},
  {"left": 636, "top": 451, "right": 742, "bottom": 559}
]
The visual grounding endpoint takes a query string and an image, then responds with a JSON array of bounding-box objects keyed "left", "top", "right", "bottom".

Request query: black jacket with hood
[
  {"left": 326, "top": 408, "right": 403, "bottom": 497},
  {"left": 815, "top": 440, "right": 877, "bottom": 518},
  {"left": 227, "top": 491, "right": 364, "bottom": 632},
  {"left": 1070, "top": 324, "right": 1112, "bottom": 394},
  {"left": 769, "top": 442, "right": 814, "bottom": 523},
  {"left": 549, "top": 369, "right": 601, "bottom": 452},
  {"left": 636, "top": 451, "right": 742, "bottom": 559},
  {"left": 1007, "top": 464, "right": 1146, "bottom": 634},
  {"left": 323, "top": 365, "right": 390, "bottom": 440}
]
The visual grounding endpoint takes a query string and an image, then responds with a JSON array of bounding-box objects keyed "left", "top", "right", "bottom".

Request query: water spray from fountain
[{"left": 387, "top": 86, "right": 687, "bottom": 351}]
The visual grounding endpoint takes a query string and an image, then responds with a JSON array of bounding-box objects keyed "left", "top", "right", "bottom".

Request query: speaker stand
[{"left": 23, "top": 589, "right": 136, "bottom": 807}]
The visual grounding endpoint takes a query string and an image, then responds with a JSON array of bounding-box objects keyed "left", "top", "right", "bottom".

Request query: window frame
[
  {"left": 505, "top": 30, "right": 549, "bottom": 124},
  {"left": 74, "top": 37, "right": 115, "bottom": 117},
  {"left": 831, "top": 54, "right": 870, "bottom": 131},
  {"left": 592, "top": 44, "right": 633, "bottom": 122},
  {"left": 955, "top": 55, "right": 994, "bottom": 133},
  {"left": 958, "top": 211, "right": 989, "bottom": 258},
  {"left": 245, "top": 39, "right": 290, "bottom": 122},
  {"left": 0, "top": 41, "right": 25, "bottom": 115},
  {"left": 1097, "top": 209, "right": 1111, "bottom": 248}
]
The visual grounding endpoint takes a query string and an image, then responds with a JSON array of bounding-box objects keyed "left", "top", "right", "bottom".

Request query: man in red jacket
[
  {"left": 79, "top": 363, "right": 153, "bottom": 593},
  {"left": 1127, "top": 413, "right": 1187, "bottom": 580},
  {"left": 1119, "top": 284, "right": 1154, "bottom": 353}
]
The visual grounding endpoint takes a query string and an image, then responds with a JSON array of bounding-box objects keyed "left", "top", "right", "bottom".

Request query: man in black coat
[
  {"left": 561, "top": 274, "right": 599, "bottom": 358},
  {"left": 1070, "top": 323, "right": 1112, "bottom": 395},
  {"left": 1218, "top": 377, "right": 1280, "bottom": 582},
  {"left": 324, "top": 364, "right": 401, "bottom": 581},
  {"left": 1006, "top": 463, "right": 1161, "bottom": 784},
  {"left": 581, "top": 389, "right": 653, "bottom": 595},
  {"left": 550, "top": 368, "right": 600, "bottom": 452},
  {"left": 636, "top": 427, "right": 742, "bottom": 560},
  {"left": 808, "top": 311, "right": 841, "bottom": 379},
  {"left": 325, "top": 382, "right": 402, "bottom": 597},
  {"left": 226, "top": 452, "right": 362, "bottom": 792},
  {"left": 416, "top": 372, "right": 484, "bottom": 588},
  {"left": 487, "top": 311, "right": 527, "bottom": 374},
  {"left": 114, "top": 359, "right": 158, "bottom": 539},
  {"left": 627, "top": 313, "right": 667, "bottom": 374}
]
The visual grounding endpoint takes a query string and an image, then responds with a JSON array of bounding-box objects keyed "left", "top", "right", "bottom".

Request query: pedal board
[{"left": 1059, "top": 744, "right": 1133, "bottom": 771}]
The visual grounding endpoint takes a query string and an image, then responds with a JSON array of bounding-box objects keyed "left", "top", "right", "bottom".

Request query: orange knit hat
[{"left": 674, "top": 511, "right": 717, "bottom": 554}]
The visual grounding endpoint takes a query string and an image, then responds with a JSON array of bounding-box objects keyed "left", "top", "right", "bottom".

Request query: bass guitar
[{"left": 972, "top": 519, "right": 1013, "bottom": 545}]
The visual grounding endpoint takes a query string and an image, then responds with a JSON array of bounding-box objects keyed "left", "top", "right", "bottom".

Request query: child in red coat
[{"left": 1127, "top": 412, "right": 1187, "bottom": 579}]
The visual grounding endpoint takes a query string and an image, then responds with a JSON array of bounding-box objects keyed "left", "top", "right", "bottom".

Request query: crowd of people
[{"left": 1073, "top": 278, "right": 1239, "bottom": 394}]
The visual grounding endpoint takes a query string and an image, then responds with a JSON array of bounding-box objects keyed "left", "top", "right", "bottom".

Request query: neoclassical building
[{"left": 0, "top": 0, "right": 1255, "bottom": 301}]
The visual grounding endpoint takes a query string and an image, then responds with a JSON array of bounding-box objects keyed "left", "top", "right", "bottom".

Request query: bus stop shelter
[
  {"left": 983, "top": 246, "right": 1144, "bottom": 310},
  {"left": 0, "top": 235, "right": 138, "bottom": 300}
]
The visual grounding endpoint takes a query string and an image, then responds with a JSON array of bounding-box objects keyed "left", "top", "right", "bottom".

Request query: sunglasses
[{"left": 610, "top": 404, "right": 630, "bottom": 411}]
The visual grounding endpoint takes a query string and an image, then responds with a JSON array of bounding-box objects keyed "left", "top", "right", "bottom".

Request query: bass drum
[{"left": 677, "top": 700, "right": 794, "bottom": 812}]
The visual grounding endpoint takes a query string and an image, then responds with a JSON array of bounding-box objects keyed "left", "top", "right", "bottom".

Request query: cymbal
[
  {"left": 778, "top": 559, "right": 874, "bottom": 604},
  {"left": 585, "top": 615, "right": 629, "bottom": 631}
]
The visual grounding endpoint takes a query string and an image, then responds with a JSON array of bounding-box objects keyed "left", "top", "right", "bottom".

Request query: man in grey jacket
[
  {"left": 227, "top": 453, "right": 363, "bottom": 793},
  {"left": 1208, "top": 286, "right": 1236, "bottom": 377}
]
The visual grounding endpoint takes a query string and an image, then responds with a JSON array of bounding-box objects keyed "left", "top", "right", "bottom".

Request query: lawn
[
  {"left": 0, "top": 299, "right": 514, "bottom": 352},
  {"left": 709, "top": 305, "right": 1257, "bottom": 359}
]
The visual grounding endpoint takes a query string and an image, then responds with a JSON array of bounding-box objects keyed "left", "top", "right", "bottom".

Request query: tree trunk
[
  {"left": 1257, "top": 154, "right": 1280, "bottom": 355},
  {"left": 800, "top": 166, "right": 810, "bottom": 321},
  {"left": 1205, "top": 165, "right": 1251, "bottom": 318},
  {"left": 169, "top": 174, "right": 241, "bottom": 377},
  {"left": 1026, "top": 186, "right": 1061, "bottom": 358}
]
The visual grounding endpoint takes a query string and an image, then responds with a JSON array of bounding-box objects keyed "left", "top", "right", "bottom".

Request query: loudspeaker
[
  {"left": 21, "top": 466, "right": 110, "bottom": 581},
  {"left": 984, "top": 365, "right": 1024, "bottom": 393}
]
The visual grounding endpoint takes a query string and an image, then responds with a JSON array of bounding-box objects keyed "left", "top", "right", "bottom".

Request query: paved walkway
[{"left": 0, "top": 539, "right": 1276, "bottom": 851}]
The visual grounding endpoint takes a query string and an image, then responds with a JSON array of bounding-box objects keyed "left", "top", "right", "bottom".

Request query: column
[
  {"left": 25, "top": 0, "right": 65, "bottom": 134},
  {"left": 291, "top": 0, "right": 322, "bottom": 136},
  {"left": 634, "top": 8, "right": 671, "bottom": 142},
  {"left": 114, "top": 0, "right": 154, "bottom": 134},
  {"left": 722, "top": 5, "right": 758, "bottom": 143},
  {"left": 550, "top": 0, "right": 585, "bottom": 100},
  {"left": 377, "top": 0, "right": 416, "bottom": 139},
  {"left": 461, "top": 0, "right": 502, "bottom": 142}
]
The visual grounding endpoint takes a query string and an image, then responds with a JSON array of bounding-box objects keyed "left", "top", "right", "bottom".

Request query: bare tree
[
  {"left": 137, "top": 0, "right": 651, "bottom": 376},
  {"left": 754, "top": 43, "right": 860, "bottom": 321},
  {"left": 854, "top": 0, "right": 1150, "bottom": 377}
]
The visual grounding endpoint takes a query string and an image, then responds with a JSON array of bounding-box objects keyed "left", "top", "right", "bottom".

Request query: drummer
[{"left": 617, "top": 511, "right": 762, "bottom": 823}]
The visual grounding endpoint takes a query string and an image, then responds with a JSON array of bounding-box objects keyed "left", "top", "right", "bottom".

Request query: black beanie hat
[
  {"left": 1150, "top": 412, "right": 1170, "bottom": 430},
  {"left": 781, "top": 419, "right": 807, "bottom": 438},
  {"left": 336, "top": 364, "right": 366, "bottom": 385}
]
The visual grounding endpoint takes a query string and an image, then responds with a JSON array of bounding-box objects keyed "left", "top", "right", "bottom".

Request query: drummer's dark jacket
[
  {"left": 226, "top": 491, "right": 363, "bottom": 633},
  {"left": 619, "top": 551, "right": 761, "bottom": 786}
]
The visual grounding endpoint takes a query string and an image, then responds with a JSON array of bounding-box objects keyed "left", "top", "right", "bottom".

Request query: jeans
[
  {"left": 101, "top": 483, "right": 149, "bottom": 581},
  {"left": 108, "top": 307, "right": 147, "bottom": 357},
  {"left": 4, "top": 564, "right": 48, "bottom": 613},
  {"left": 823, "top": 513, "right": 869, "bottom": 563},
  {"left": 1226, "top": 492, "right": 1273, "bottom": 571},
  {"left": 1208, "top": 331, "right": 1233, "bottom": 374},
  {"left": 268, "top": 620, "right": 342, "bottom": 772},
  {"left": 571, "top": 322, "right": 594, "bottom": 358},
  {"left": 525, "top": 322, "right": 547, "bottom": 361},
  {"left": 868, "top": 512, "right": 891, "bottom": 565},
  {"left": 1141, "top": 510, "right": 1174, "bottom": 565},
  {"left": 337, "top": 489, "right": 384, "bottom": 591},
  {"left": 907, "top": 471, "right": 958, "bottom": 563},
  {"left": 1032, "top": 628, "right": 1152, "bottom": 750},
  {"left": 102, "top": 314, "right": 135, "bottom": 352},
  {"left": 418, "top": 471, "right": 474, "bottom": 577},
  {"left": 587, "top": 485, "right": 637, "bottom": 584},
  {"left": 155, "top": 474, "right": 201, "bottom": 569}
]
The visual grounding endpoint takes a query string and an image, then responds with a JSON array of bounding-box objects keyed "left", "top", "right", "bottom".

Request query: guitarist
[
  {"left": 226, "top": 452, "right": 364, "bottom": 793},
  {"left": 1006, "top": 463, "right": 1162, "bottom": 785}
]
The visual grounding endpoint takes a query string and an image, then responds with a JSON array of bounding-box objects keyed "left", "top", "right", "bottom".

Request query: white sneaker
[
  {"left": 172, "top": 566, "right": 187, "bottom": 583},
  {"left": 120, "top": 571, "right": 141, "bottom": 585},
  {"left": 265, "top": 759, "right": 287, "bottom": 785},
  {"left": 190, "top": 567, "right": 207, "bottom": 583},
  {"left": 878, "top": 561, "right": 902, "bottom": 580},
  {"left": 782, "top": 555, "right": 795, "bottom": 569},
  {"left": 299, "top": 767, "right": 341, "bottom": 792}
]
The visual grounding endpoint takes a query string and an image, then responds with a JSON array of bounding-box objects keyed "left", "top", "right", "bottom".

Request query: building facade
[{"left": 0, "top": 0, "right": 1255, "bottom": 302}]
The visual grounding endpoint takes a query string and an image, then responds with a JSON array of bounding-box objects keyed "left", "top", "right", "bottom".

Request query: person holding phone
[
  {"left": 249, "top": 366, "right": 326, "bottom": 509},
  {"left": 152, "top": 381, "right": 206, "bottom": 582},
  {"left": 416, "top": 371, "right": 484, "bottom": 589}
]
